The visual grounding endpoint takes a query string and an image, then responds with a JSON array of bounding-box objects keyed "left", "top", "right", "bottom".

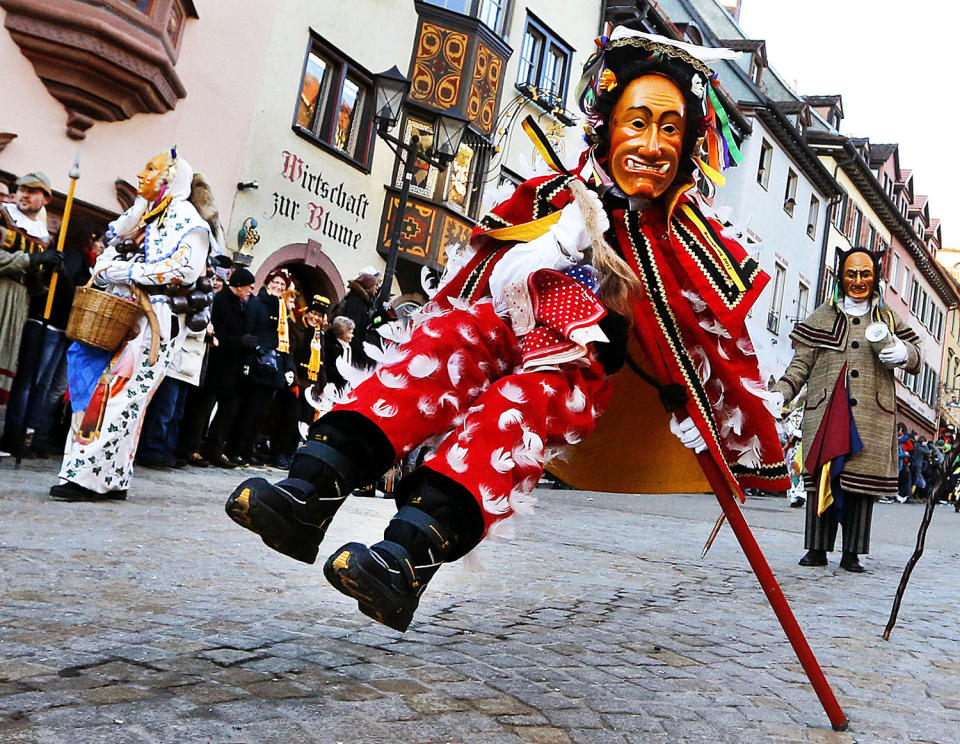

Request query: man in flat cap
[{"left": 0, "top": 171, "right": 61, "bottom": 424}]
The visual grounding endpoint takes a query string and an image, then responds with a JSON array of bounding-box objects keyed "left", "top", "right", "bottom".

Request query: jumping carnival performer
[{"left": 226, "top": 27, "right": 792, "bottom": 631}]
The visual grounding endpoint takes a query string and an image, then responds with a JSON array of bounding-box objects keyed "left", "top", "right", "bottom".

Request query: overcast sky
[{"left": 737, "top": 1, "right": 957, "bottom": 245}]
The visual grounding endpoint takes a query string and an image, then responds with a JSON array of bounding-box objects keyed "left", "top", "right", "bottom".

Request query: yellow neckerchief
[
  {"left": 139, "top": 195, "right": 172, "bottom": 230},
  {"left": 277, "top": 296, "right": 290, "bottom": 353}
]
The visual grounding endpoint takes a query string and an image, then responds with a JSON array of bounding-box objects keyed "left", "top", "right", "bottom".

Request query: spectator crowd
[{"left": 0, "top": 167, "right": 385, "bottom": 471}]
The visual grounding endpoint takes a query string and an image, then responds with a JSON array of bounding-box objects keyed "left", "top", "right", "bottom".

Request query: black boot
[
  {"left": 324, "top": 474, "right": 484, "bottom": 631},
  {"left": 798, "top": 549, "right": 828, "bottom": 567},
  {"left": 839, "top": 552, "right": 865, "bottom": 573},
  {"left": 225, "top": 413, "right": 393, "bottom": 564}
]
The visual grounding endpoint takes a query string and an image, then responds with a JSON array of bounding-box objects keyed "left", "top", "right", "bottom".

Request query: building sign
[{"left": 269, "top": 149, "right": 371, "bottom": 251}]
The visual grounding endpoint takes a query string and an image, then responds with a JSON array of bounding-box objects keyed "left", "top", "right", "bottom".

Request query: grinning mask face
[
  {"left": 608, "top": 74, "right": 687, "bottom": 199},
  {"left": 841, "top": 251, "right": 875, "bottom": 301}
]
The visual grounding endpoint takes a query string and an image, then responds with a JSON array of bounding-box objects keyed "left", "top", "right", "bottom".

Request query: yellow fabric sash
[
  {"left": 307, "top": 328, "right": 323, "bottom": 381},
  {"left": 679, "top": 203, "right": 746, "bottom": 292},
  {"left": 817, "top": 463, "right": 834, "bottom": 516},
  {"left": 277, "top": 297, "right": 290, "bottom": 353}
]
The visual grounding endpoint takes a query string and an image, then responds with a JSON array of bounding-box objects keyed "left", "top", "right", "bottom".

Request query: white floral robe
[{"left": 58, "top": 200, "right": 210, "bottom": 494}]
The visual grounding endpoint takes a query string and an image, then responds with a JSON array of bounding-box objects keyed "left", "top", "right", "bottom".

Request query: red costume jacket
[{"left": 434, "top": 172, "right": 790, "bottom": 496}]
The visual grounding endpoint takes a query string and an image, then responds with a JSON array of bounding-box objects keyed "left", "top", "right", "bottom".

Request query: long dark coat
[{"left": 773, "top": 299, "right": 921, "bottom": 497}]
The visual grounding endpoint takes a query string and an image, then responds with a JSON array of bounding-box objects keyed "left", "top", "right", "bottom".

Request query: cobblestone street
[{"left": 1, "top": 458, "right": 958, "bottom": 743}]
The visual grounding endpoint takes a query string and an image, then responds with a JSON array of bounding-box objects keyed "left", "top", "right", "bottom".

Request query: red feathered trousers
[{"left": 336, "top": 302, "right": 610, "bottom": 534}]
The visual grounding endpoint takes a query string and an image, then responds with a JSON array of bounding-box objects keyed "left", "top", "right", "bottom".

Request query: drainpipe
[{"left": 815, "top": 157, "right": 847, "bottom": 302}]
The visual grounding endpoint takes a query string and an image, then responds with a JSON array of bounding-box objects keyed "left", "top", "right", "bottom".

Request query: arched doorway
[{"left": 254, "top": 239, "right": 345, "bottom": 305}]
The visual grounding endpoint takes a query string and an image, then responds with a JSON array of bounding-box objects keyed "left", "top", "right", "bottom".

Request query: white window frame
[
  {"left": 757, "top": 139, "right": 772, "bottom": 190},
  {"left": 767, "top": 263, "right": 787, "bottom": 334},
  {"left": 783, "top": 169, "right": 798, "bottom": 217}
]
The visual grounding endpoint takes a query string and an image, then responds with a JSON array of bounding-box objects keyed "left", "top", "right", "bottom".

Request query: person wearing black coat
[
  {"left": 201, "top": 270, "right": 255, "bottom": 468},
  {"left": 335, "top": 273, "right": 378, "bottom": 367},
  {"left": 290, "top": 294, "right": 330, "bottom": 425},
  {"left": 229, "top": 271, "right": 295, "bottom": 465}
]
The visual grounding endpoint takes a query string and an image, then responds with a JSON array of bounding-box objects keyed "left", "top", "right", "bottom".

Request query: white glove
[
  {"left": 101, "top": 260, "right": 133, "bottom": 285},
  {"left": 549, "top": 192, "right": 610, "bottom": 261},
  {"left": 670, "top": 415, "right": 707, "bottom": 454},
  {"left": 284, "top": 370, "right": 295, "bottom": 386},
  {"left": 878, "top": 336, "right": 909, "bottom": 366}
]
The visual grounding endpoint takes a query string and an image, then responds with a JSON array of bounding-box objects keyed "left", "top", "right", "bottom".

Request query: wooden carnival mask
[
  {"left": 841, "top": 251, "right": 876, "bottom": 301},
  {"left": 136, "top": 152, "right": 174, "bottom": 203},
  {"left": 607, "top": 74, "right": 687, "bottom": 199}
]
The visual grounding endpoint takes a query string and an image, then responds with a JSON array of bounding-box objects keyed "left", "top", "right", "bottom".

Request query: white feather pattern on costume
[
  {"left": 566, "top": 386, "right": 586, "bottom": 413},
  {"left": 490, "top": 448, "right": 515, "bottom": 473},
  {"left": 417, "top": 397, "right": 439, "bottom": 416},
  {"left": 447, "top": 352, "right": 464, "bottom": 386},
  {"left": 731, "top": 435, "right": 763, "bottom": 468},
  {"left": 420, "top": 322, "right": 442, "bottom": 338},
  {"left": 370, "top": 399, "right": 398, "bottom": 418},
  {"left": 736, "top": 336, "right": 756, "bottom": 356},
  {"left": 717, "top": 340, "right": 730, "bottom": 360},
  {"left": 448, "top": 296, "right": 472, "bottom": 312},
  {"left": 499, "top": 381, "right": 527, "bottom": 403},
  {"left": 364, "top": 341, "right": 409, "bottom": 366},
  {"left": 458, "top": 419, "right": 479, "bottom": 442},
  {"left": 498, "top": 408, "right": 524, "bottom": 430},
  {"left": 480, "top": 484, "right": 512, "bottom": 515},
  {"left": 540, "top": 381, "right": 556, "bottom": 396},
  {"left": 509, "top": 479, "right": 539, "bottom": 516},
  {"left": 690, "top": 346, "right": 711, "bottom": 383},
  {"left": 698, "top": 317, "right": 732, "bottom": 338},
  {"left": 446, "top": 444, "right": 469, "bottom": 473},
  {"left": 719, "top": 406, "right": 744, "bottom": 437},
  {"left": 439, "top": 392, "right": 460, "bottom": 410},
  {"left": 543, "top": 445, "right": 570, "bottom": 462},
  {"left": 457, "top": 324, "right": 479, "bottom": 344},
  {"left": 436, "top": 242, "right": 476, "bottom": 292},
  {"left": 681, "top": 289, "right": 708, "bottom": 313},
  {"left": 376, "top": 369, "right": 408, "bottom": 389},
  {"left": 336, "top": 356, "right": 372, "bottom": 388},
  {"left": 564, "top": 430, "right": 583, "bottom": 445},
  {"left": 420, "top": 264, "right": 439, "bottom": 298},
  {"left": 522, "top": 429, "right": 544, "bottom": 457},
  {"left": 322, "top": 383, "right": 356, "bottom": 407},
  {"left": 741, "top": 377, "right": 783, "bottom": 417},
  {"left": 707, "top": 378, "right": 725, "bottom": 408},
  {"left": 512, "top": 436, "right": 543, "bottom": 467},
  {"left": 408, "top": 354, "right": 440, "bottom": 378},
  {"left": 376, "top": 323, "right": 413, "bottom": 346}
]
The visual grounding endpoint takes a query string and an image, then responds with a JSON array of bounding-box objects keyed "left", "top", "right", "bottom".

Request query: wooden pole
[
  {"left": 43, "top": 150, "right": 81, "bottom": 321},
  {"left": 696, "top": 451, "right": 848, "bottom": 731}
]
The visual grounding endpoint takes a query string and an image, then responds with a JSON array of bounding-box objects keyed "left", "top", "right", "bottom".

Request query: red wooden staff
[{"left": 695, "top": 452, "right": 848, "bottom": 731}]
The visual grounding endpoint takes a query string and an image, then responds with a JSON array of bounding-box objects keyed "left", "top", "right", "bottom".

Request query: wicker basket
[{"left": 66, "top": 269, "right": 144, "bottom": 352}]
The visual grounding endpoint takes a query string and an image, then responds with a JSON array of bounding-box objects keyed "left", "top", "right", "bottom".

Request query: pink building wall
[{"left": 0, "top": 0, "right": 277, "bottom": 227}]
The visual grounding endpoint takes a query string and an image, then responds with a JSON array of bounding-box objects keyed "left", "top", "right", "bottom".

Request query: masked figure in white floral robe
[{"left": 52, "top": 150, "right": 215, "bottom": 500}]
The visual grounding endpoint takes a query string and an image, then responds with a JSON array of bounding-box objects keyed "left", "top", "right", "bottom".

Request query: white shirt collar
[{"left": 841, "top": 295, "right": 870, "bottom": 317}]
